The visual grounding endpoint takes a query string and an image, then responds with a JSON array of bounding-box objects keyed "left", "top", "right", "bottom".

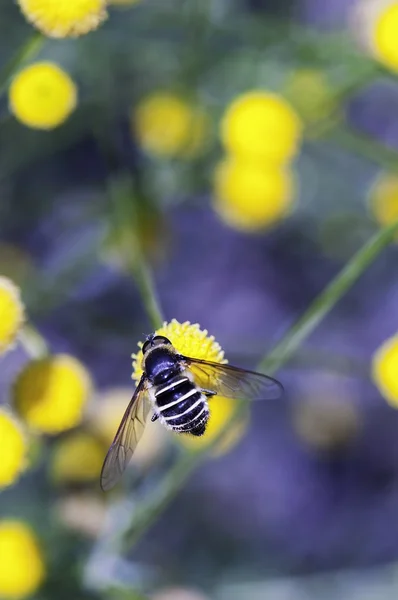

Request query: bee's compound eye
[
  {"left": 142, "top": 340, "right": 151, "bottom": 354},
  {"left": 153, "top": 336, "right": 171, "bottom": 345}
]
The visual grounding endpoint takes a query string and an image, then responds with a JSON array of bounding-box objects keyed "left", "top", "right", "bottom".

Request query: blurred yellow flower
[
  {"left": 372, "top": 1, "right": 398, "bottom": 72},
  {"left": 213, "top": 157, "right": 296, "bottom": 231},
  {"left": 133, "top": 92, "right": 209, "bottom": 158},
  {"left": 221, "top": 91, "right": 302, "bottom": 163},
  {"left": 0, "top": 410, "right": 27, "bottom": 489},
  {"left": 132, "top": 320, "right": 248, "bottom": 455},
  {"left": 9, "top": 62, "right": 77, "bottom": 130},
  {"left": 0, "top": 276, "right": 24, "bottom": 355},
  {"left": 50, "top": 432, "right": 105, "bottom": 483},
  {"left": 13, "top": 354, "right": 92, "bottom": 434},
  {"left": 372, "top": 334, "right": 398, "bottom": 407},
  {"left": 0, "top": 521, "right": 45, "bottom": 599},
  {"left": 369, "top": 172, "right": 398, "bottom": 235},
  {"left": 17, "top": 0, "right": 107, "bottom": 38},
  {"left": 284, "top": 69, "right": 337, "bottom": 126}
]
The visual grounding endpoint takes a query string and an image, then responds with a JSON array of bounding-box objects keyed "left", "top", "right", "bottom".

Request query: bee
[{"left": 100, "top": 334, "right": 283, "bottom": 490}]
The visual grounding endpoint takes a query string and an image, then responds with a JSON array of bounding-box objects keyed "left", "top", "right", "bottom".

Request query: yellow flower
[
  {"left": 0, "top": 410, "right": 27, "bottom": 489},
  {"left": 372, "top": 1, "right": 398, "bottom": 72},
  {"left": 372, "top": 334, "right": 398, "bottom": 407},
  {"left": 17, "top": 0, "right": 107, "bottom": 38},
  {"left": 284, "top": 69, "right": 338, "bottom": 127},
  {"left": 13, "top": 354, "right": 92, "bottom": 434},
  {"left": 0, "top": 277, "right": 24, "bottom": 355},
  {"left": 369, "top": 172, "right": 398, "bottom": 236},
  {"left": 0, "top": 520, "right": 45, "bottom": 599},
  {"left": 9, "top": 62, "right": 77, "bottom": 130},
  {"left": 50, "top": 432, "right": 105, "bottom": 483},
  {"left": 132, "top": 320, "right": 248, "bottom": 455},
  {"left": 133, "top": 92, "right": 209, "bottom": 158},
  {"left": 221, "top": 91, "right": 302, "bottom": 163},
  {"left": 213, "top": 157, "right": 296, "bottom": 231}
]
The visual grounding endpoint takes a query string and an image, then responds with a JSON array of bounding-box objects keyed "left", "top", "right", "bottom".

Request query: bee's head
[{"left": 142, "top": 334, "right": 172, "bottom": 355}]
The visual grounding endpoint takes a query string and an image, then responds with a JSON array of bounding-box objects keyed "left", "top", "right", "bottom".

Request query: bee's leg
[
  {"left": 201, "top": 388, "right": 216, "bottom": 398},
  {"left": 151, "top": 413, "right": 159, "bottom": 422}
]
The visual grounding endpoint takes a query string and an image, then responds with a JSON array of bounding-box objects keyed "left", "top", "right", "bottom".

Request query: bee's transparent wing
[
  {"left": 181, "top": 356, "right": 283, "bottom": 401},
  {"left": 100, "top": 375, "right": 151, "bottom": 491}
]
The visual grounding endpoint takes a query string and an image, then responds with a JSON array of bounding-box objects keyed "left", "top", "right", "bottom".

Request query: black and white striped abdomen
[{"left": 154, "top": 375, "right": 209, "bottom": 436}]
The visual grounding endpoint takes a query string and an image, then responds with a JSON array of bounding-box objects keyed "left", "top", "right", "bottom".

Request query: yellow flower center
[
  {"left": 0, "top": 411, "right": 26, "bottom": 488},
  {"left": 221, "top": 91, "right": 302, "bottom": 163},
  {"left": 372, "top": 2, "right": 398, "bottom": 72},
  {"left": 372, "top": 334, "right": 398, "bottom": 406},
  {"left": 13, "top": 355, "right": 92, "bottom": 434},
  {"left": 9, "top": 62, "right": 77, "bottom": 130},
  {"left": 17, "top": 0, "right": 107, "bottom": 38},
  {"left": 0, "top": 521, "right": 45, "bottom": 599},
  {"left": 0, "top": 277, "right": 24, "bottom": 354}
]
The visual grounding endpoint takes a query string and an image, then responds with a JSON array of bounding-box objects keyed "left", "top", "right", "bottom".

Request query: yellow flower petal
[
  {"left": 13, "top": 355, "right": 92, "bottom": 434},
  {"left": 9, "top": 62, "right": 77, "bottom": 130},
  {"left": 17, "top": 0, "right": 107, "bottom": 38},
  {"left": 0, "top": 521, "right": 45, "bottom": 599}
]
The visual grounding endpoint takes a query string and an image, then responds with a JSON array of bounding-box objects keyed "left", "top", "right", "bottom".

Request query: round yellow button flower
[
  {"left": 9, "top": 62, "right": 77, "bottom": 130},
  {"left": 369, "top": 172, "right": 398, "bottom": 237},
  {"left": 221, "top": 91, "right": 302, "bottom": 163},
  {"left": 132, "top": 320, "right": 248, "bottom": 455},
  {"left": 0, "top": 277, "right": 24, "bottom": 355},
  {"left": 50, "top": 432, "right": 105, "bottom": 483},
  {"left": 13, "top": 354, "right": 92, "bottom": 434},
  {"left": 133, "top": 92, "right": 209, "bottom": 158},
  {"left": 372, "top": 333, "right": 398, "bottom": 407},
  {"left": 284, "top": 69, "right": 337, "bottom": 126},
  {"left": 0, "top": 520, "right": 45, "bottom": 599},
  {"left": 17, "top": 0, "right": 107, "bottom": 38},
  {"left": 372, "top": 2, "right": 398, "bottom": 72},
  {"left": 0, "top": 410, "right": 27, "bottom": 489},
  {"left": 213, "top": 157, "right": 296, "bottom": 232}
]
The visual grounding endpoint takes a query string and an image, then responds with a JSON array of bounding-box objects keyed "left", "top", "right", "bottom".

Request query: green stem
[
  {"left": 126, "top": 244, "right": 164, "bottom": 331},
  {"left": 0, "top": 32, "right": 44, "bottom": 97},
  {"left": 19, "top": 323, "right": 49, "bottom": 359},
  {"left": 121, "top": 217, "right": 398, "bottom": 548}
]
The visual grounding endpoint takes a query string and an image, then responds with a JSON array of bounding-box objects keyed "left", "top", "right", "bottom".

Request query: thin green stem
[
  {"left": 19, "top": 323, "right": 49, "bottom": 359},
  {"left": 121, "top": 217, "right": 398, "bottom": 549},
  {"left": 0, "top": 32, "right": 44, "bottom": 97},
  {"left": 108, "top": 176, "right": 164, "bottom": 331}
]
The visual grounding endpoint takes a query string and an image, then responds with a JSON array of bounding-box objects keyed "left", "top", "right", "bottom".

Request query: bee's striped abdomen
[{"left": 154, "top": 375, "right": 208, "bottom": 435}]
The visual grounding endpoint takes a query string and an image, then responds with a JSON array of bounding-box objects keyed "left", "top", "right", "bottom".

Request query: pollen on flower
[
  {"left": 372, "top": 333, "right": 398, "bottom": 407},
  {"left": 0, "top": 520, "right": 45, "bottom": 599},
  {"left": 0, "top": 410, "right": 27, "bottom": 489},
  {"left": 9, "top": 62, "right": 77, "bottom": 130},
  {"left": 17, "top": 0, "right": 107, "bottom": 38},
  {"left": 0, "top": 276, "right": 25, "bottom": 355},
  {"left": 13, "top": 355, "right": 92, "bottom": 434},
  {"left": 131, "top": 319, "right": 226, "bottom": 383}
]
